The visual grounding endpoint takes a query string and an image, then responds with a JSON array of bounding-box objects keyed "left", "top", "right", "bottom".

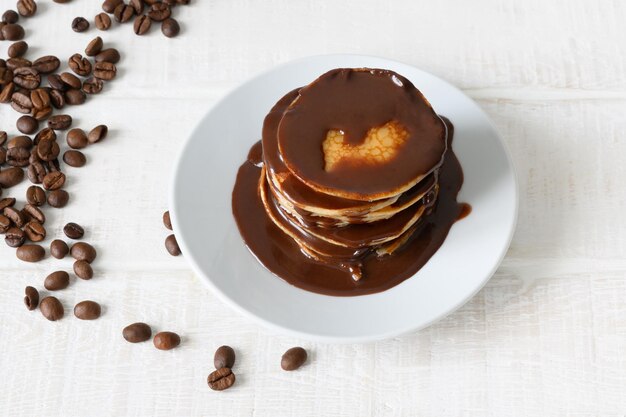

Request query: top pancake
[{"left": 277, "top": 68, "right": 447, "bottom": 201}]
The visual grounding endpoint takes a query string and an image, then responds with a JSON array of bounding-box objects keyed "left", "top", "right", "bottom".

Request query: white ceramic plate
[{"left": 170, "top": 55, "right": 518, "bottom": 343}]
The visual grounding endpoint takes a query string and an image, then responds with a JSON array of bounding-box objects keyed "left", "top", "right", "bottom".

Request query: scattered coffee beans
[
  {"left": 74, "top": 300, "right": 101, "bottom": 320},
  {"left": 50, "top": 239, "right": 69, "bottom": 259},
  {"left": 123, "top": 322, "right": 152, "bottom": 343},
  {"left": 16, "top": 243, "right": 45, "bottom": 262},
  {"left": 214, "top": 345, "right": 236, "bottom": 370},
  {"left": 40, "top": 296, "right": 63, "bottom": 321},
  {"left": 72, "top": 17, "right": 90, "bottom": 32},
  {"left": 64, "top": 222, "right": 84, "bottom": 239},
  {"left": 70, "top": 241, "right": 97, "bottom": 263},
  {"left": 153, "top": 331, "right": 180, "bottom": 350},
  {"left": 24, "top": 286, "right": 39, "bottom": 310},
  {"left": 44, "top": 271, "right": 70, "bottom": 291},
  {"left": 281, "top": 347, "right": 308, "bottom": 371},
  {"left": 63, "top": 150, "right": 86, "bottom": 167},
  {"left": 73, "top": 260, "right": 93, "bottom": 279},
  {"left": 207, "top": 368, "right": 236, "bottom": 391},
  {"left": 165, "top": 234, "right": 180, "bottom": 256},
  {"left": 47, "top": 189, "right": 69, "bottom": 208},
  {"left": 163, "top": 211, "right": 172, "bottom": 230}
]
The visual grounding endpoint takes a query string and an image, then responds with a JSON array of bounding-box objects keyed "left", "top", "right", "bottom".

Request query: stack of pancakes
[{"left": 259, "top": 68, "right": 448, "bottom": 281}]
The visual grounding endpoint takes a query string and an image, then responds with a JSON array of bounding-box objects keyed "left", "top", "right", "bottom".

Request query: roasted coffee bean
[
  {"left": 67, "top": 128, "right": 88, "bottom": 149},
  {"left": 63, "top": 222, "right": 84, "bottom": 239},
  {"left": 0, "top": 215, "right": 10, "bottom": 233},
  {"left": 114, "top": 3, "right": 135, "bottom": 23},
  {"left": 37, "top": 138, "right": 60, "bottom": 161},
  {"left": 0, "top": 67, "right": 14, "bottom": 84},
  {"left": 24, "top": 220, "right": 45, "bottom": 242},
  {"left": 16, "top": 243, "right": 45, "bottom": 261},
  {"left": 17, "top": 0, "right": 37, "bottom": 17},
  {"left": 214, "top": 346, "right": 236, "bottom": 370},
  {"left": 47, "top": 189, "right": 69, "bottom": 207},
  {"left": 13, "top": 67, "right": 41, "bottom": 90},
  {"left": 6, "top": 57, "right": 31, "bottom": 71},
  {"left": 0, "top": 82, "right": 15, "bottom": 103},
  {"left": 134, "top": 15, "right": 151, "bottom": 35},
  {"left": 47, "top": 74, "right": 66, "bottom": 91},
  {"left": 130, "top": 0, "right": 144, "bottom": 14},
  {"left": 0, "top": 167, "right": 24, "bottom": 187},
  {"left": 281, "top": 347, "right": 308, "bottom": 371},
  {"left": 0, "top": 147, "right": 6, "bottom": 165},
  {"left": 6, "top": 146, "right": 30, "bottom": 167},
  {"left": 32, "top": 56, "right": 60, "bottom": 74},
  {"left": 68, "top": 54, "right": 92, "bottom": 77},
  {"left": 123, "top": 322, "right": 151, "bottom": 343},
  {"left": 16, "top": 115, "right": 38, "bottom": 134},
  {"left": 73, "top": 260, "right": 93, "bottom": 279},
  {"left": 50, "top": 89, "right": 65, "bottom": 109},
  {"left": 8, "top": 135, "right": 32, "bottom": 149},
  {"left": 161, "top": 18, "right": 179, "bottom": 37},
  {"left": 46, "top": 158, "right": 60, "bottom": 173},
  {"left": 163, "top": 210, "right": 172, "bottom": 230},
  {"left": 95, "top": 48, "right": 120, "bottom": 64},
  {"left": 32, "top": 106, "right": 51, "bottom": 121},
  {"left": 11, "top": 90, "right": 33, "bottom": 113},
  {"left": 153, "top": 331, "right": 180, "bottom": 350},
  {"left": 93, "top": 61, "right": 116, "bottom": 80},
  {"left": 85, "top": 36, "right": 103, "bottom": 56},
  {"left": 40, "top": 296, "right": 63, "bottom": 321},
  {"left": 2, "top": 10, "right": 19, "bottom": 24},
  {"left": 34, "top": 127, "right": 55, "bottom": 144},
  {"left": 2, "top": 24, "right": 25, "bottom": 40},
  {"left": 65, "top": 88, "right": 86, "bottom": 105},
  {"left": 147, "top": 3, "right": 170, "bottom": 21},
  {"left": 88, "top": 125, "right": 108, "bottom": 144},
  {"left": 27, "top": 161, "right": 46, "bottom": 183},
  {"left": 82, "top": 77, "right": 103, "bottom": 94},
  {"left": 8, "top": 41, "right": 28, "bottom": 58},
  {"left": 26, "top": 185, "right": 46, "bottom": 206},
  {"left": 102, "top": 0, "right": 123, "bottom": 13},
  {"left": 72, "top": 17, "right": 89, "bottom": 32},
  {"left": 70, "top": 241, "right": 96, "bottom": 263},
  {"left": 44, "top": 271, "right": 70, "bottom": 291},
  {"left": 48, "top": 114, "right": 72, "bottom": 130},
  {"left": 24, "top": 286, "right": 39, "bottom": 310},
  {"left": 5, "top": 227, "right": 25, "bottom": 247},
  {"left": 22, "top": 204, "right": 45, "bottom": 223},
  {"left": 74, "top": 300, "right": 101, "bottom": 320},
  {"left": 4, "top": 206, "right": 26, "bottom": 227},
  {"left": 95, "top": 12, "right": 111, "bottom": 30},
  {"left": 59, "top": 72, "right": 81, "bottom": 89},
  {"left": 165, "top": 234, "right": 180, "bottom": 256},
  {"left": 42, "top": 171, "right": 65, "bottom": 190},
  {"left": 63, "top": 150, "right": 86, "bottom": 167},
  {"left": 50, "top": 239, "right": 69, "bottom": 259},
  {"left": 207, "top": 368, "right": 235, "bottom": 391}
]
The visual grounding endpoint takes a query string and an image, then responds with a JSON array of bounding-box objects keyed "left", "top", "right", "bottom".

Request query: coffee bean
[
  {"left": 24, "top": 220, "right": 45, "bottom": 242},
  {"left": 72, "top": 17, "right": 89, "bottom": 32},
  {"left": 0, "top": 167, "right": 24, "bottom": 187},
  {"left": 27, "top": 161, "right": 45, "bottom": 184},
  {"left": 17, "top": 0, "right": 37, "bottom": 17},
  {"left": 13, "top": 67, "right": 41, "bottom": 90},
  {"left": 0, "top": 198, "right": 14, "bottom": 211},
  {"left": 0, "top": 214, "right": 10, "bottom": 233},
  {"left": 11, "top": 90, "right": 33, "bottom": 113},
  {"left": 63, "top": 222, "right": 84, "bottom": 239},
  {"left": 50, "top": 89, "right": 65, "bottom": 109},
  {"left": 5, "top": 227, "right": 25, "bottom": 247},
  {"left": 42, "top": 171, "right": 65, "bottom": 190},
  {"left": 46, "top": 158, "right": 60, "bottom": 173},
  {"left": 122, "top": 322, "right": 151, "bottom": 343},
  {"left": 0, "top": 66, "right": 14, "bottom": 83},
  {"left": 67, "top": 128, "right": 88, "bottom": 149},
  {"left": 24, "top": 286, "right": 39, "bottom": 310},
  {"left": 134, "top": 15, "right": 151, "bottom": 35},
  {"left": 48, "top": 240, "right": 68, "bottom": 260},
  {"left": 48, "top": 114, "right": 72, "bottom": 131},
  {"left": 82, "top": 77, "right": 103, "bottom": 94},
  {"left": 163, "top": 210, "right": 172, "bottom": 230},
  {"left": 114, "top": 4, "right": 135, "bottom": 22},
  {"left": 70, "top": 241, "right": 96, "bottom": 263},
  {"left": 4, "top": 206, "right": 26, "bottom": 227},
  {"left": 26, "top": 185, "right": 46, "bottom": 206},
  {"left": 280, "top": 347, "right": 307, "bottom": 371},
  {"left": 63, "top": 150, "right": 86, "bottom": 168},
  {"left": 47, "top": 74, "right": 66, "bottom": 91},
  {"left": 44, "top": 271, "right": 70, "bottom": 291},
  {"left": 95, "top": 48, "right": 120, "bottom": 64},
  {"left": 93, "top": 61, "right": 116, "bottom": 80},
  {"left": 74, "top": 300, "right": 101, "bottom": 320},
  {"left": 6, "top": 147, "right": 30, "bottom": 167},
  {"left": 23, "top": 203, "right": 45, "bottom": 223},
  {"left": 95, "top": 12, "right": 111, "bottom": 30},
  {"left": 37, "top": 138, "right": 60, "bottom": 161},
  {"left": 31, "top": 106, "right": 52, "bottom": 121},
  {"left": 207, "top": 368, "right": 236, "bottom": 391},
  {"left": 6, "top": 57, "right": 31, "bottom": 71},
  {"left": 88, "top": 125, "right": 108, "bottom": 144},
  {"left": 129, "top": 0, "right": 144, "bottom": 14},
  {"left": 2, "top": 23, "right": 24, "bottom": 40},
  {"left": 47, "top": 189, "right": 69, "bottom": 208},
  {"left": 8, "top": 41, "right": 28, "bottom": 58},
  {"left": 32, "top": 56, "right": 60, "bottom": 74},
  {"left": 165, "top": 234, "right": 180, "bottom": 256},
  {"left": 40, "top": 296, "right": 63, "bottom": 321},
  {"left": 34, "top": 127, "right": 55, "bottom": 144},
  {"left": 0, "top": 148, "right": 5, "bottom": 165},
  {"left": 65, "top": 88, "right": 86, "bottom": 105},
  {"left": 2, "top": 10, "right": 19, "bottom": 24},
  {"left": 102, "top": 0, "right": 123, "bottom": 13},
  {"left": 0, "top": 131, "right": 6, "bottom": 146},
  {"left": 59, "top": 72, "right": 81, "bottom": 89},
  {"left": 16, "top": 243, "right": 45, "bottom": 261},
  {"left": 214, "top": 345, "right": 236, "bottom": 370},
  {"left": 148, "top": 3, "right": 170, "bottom": 21},
  {"left": 68, "top": 54, "right": 92, "bottom": 77},
  {"left": 0, "top": 82, "right": 14, "bottom": 103},
  {"left": 153, "top": 331, "right": 181, "bottom": 350},
  {"left": 16, "top": 115, "right": 38, "bottom": 134},
  {"left": 73, "top": 260, "right": 93, "bottom": 279},
  {"left": 85, "top": 36, "right": 103, "bottom": 56},
  {"left": 161, "top": 18, "right": 179, "bottom": 37},
  {"left": 9, "top": 136, "right": 34, "bottom": 150}
]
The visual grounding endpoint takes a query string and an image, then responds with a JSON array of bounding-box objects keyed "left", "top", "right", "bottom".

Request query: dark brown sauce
[{"left": 232, "top": 118, "right": 465, "bottom": 296}]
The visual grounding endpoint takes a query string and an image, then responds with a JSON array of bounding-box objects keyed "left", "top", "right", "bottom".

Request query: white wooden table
[{"left": 1, "top": 1, "right": 625, "bottom": 415}]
